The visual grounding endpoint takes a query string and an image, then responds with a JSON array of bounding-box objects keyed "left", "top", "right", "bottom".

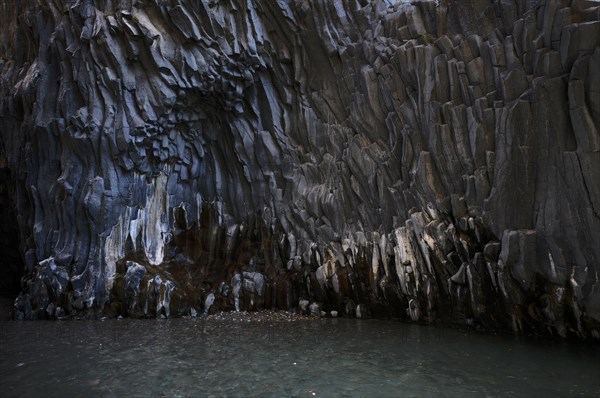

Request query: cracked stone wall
[{"left": 1, "top": 0, "right": 599, "bottom": 339}]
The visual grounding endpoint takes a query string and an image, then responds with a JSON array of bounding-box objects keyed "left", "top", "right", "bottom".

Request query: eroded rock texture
[{"left": 1, "top": 0, "right": 599, "bottom": 339}]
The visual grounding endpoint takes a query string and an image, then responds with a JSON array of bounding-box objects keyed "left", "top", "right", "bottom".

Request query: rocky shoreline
[{"left": 203, "top": 310, "right": 321, "bottom": 323}]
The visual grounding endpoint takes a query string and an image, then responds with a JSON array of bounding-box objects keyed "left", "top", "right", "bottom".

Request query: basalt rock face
[{"left": 1, "top": 0, "right": 599, "bottom": 338}]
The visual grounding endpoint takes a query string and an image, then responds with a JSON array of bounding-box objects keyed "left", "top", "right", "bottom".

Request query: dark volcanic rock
[{"left": 1, "top": 0, "right": 599, "bottom": 340}]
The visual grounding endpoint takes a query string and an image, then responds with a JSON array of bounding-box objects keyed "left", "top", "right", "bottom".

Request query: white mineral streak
[
  {"left": 104, "top": 216, "right": 125, "bottom": 292},
  {"left": 394, "top": 227, "right": 418, "bottom": 294},
  {"left": 104, "top": 172, "right": 170, "bottom": 294},
  {"left": 144, "top": 172, "right": 170, "bottom": 266}
]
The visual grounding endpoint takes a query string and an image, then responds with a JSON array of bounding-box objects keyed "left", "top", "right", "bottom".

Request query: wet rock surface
[{"left": 0, "top": 0, "right": 599, "bottom": 340}]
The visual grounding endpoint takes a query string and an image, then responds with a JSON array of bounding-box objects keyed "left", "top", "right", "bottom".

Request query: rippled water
[{"left": 1, "top": 317, "right": 599, "bottom": 397}]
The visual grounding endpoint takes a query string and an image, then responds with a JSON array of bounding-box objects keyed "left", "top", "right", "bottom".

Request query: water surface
[{"left": 1, "top": 317, "right": 599, "bottom": 397}]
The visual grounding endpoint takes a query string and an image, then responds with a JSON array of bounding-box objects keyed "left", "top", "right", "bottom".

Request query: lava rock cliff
[{"left": 1, "top": 0, "right": 599, "bottom": 339}]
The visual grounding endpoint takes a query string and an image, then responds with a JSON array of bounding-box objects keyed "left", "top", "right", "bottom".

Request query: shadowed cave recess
[{"left": 0, "top": 0, "right": 599, "bottom": 340}]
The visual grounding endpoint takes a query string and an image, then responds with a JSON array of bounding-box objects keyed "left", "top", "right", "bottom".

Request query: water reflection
[{"left": 1, "top": 318, "right": 599, "bottom": 397}]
